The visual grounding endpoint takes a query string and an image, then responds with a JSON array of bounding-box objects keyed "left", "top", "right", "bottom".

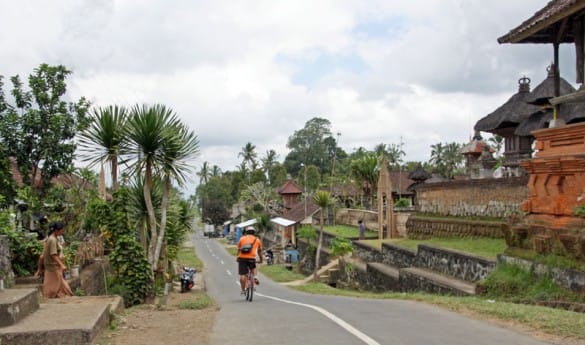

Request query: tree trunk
[
  {"left": 153, "top": 176, "right": 171, "bottom": 274},
  {"left": 144, "top": 163, "right": 157, "bottom": 268},
  {"left": 313, "top": 215, "right": 324, "bottom": 280}
]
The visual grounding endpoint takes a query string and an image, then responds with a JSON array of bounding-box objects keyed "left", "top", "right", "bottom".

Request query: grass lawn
[
  {"left": 323, "top": 224, "right": 378, "bottom": 238},
  {"left": 361, "top": 237, "right": 506, "bottom": 260},
  {"left": 259, "top": 264, "right": 307, "bottom": 282}
]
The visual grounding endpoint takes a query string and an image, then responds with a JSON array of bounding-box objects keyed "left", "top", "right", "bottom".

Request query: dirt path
[{"left": 96, "top": 287, "right": 218, "bottom": 345}]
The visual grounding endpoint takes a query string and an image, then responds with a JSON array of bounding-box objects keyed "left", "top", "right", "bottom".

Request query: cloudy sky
[{"left": 1, "top": 0, "right": 577, "bottom": 193}]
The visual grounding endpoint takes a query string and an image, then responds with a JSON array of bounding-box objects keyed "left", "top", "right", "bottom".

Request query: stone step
[
  {"left": 0, "top": 296, "right": 123, "bottom": 345},
  {"left": 0, "top": 289, "right": 39, "bottom": 327},
  {"left": 400, "top": 267, "right": 477, "bottom": 296}
]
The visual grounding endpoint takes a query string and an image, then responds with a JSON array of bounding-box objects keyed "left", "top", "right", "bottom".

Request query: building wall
[{"left": 414, "top": 176, "right": 529, "bottom": 218}]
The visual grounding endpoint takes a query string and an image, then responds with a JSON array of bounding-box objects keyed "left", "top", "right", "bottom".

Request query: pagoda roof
[
  {"left": 474, "top": 77, "right": 539, "bottom": 133},
  {"left": 515, "top": 101, "right": 585, "bottom": 136},
  {"left": 498, "top": 0, "right": 585, "bottom": 44},
  {"left": 407, "top": 164, "right": 431, "bottom": 182},
  {"left": 525, "top": 66, "right": 576, "bottom": 105},
  {"left": 460, "top": 133, "right": 495, "bottom": 155},
  {"left": 277, "top": 179, "right": 304, "bottom": 195}
]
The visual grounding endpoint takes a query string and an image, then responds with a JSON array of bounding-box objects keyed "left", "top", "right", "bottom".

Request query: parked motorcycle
[
  {"left": 180, "top": 266, "right": 196, "bottom": 292},
  {"left": 264, "top": 249, "right": 274, "bottom": 265}
]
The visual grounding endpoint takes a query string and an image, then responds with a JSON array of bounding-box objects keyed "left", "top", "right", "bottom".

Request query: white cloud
[{"left": 2, "top": 0, "right": 568, "bottom": 196}]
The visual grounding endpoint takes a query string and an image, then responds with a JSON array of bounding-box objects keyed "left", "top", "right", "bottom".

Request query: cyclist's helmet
[{"left": 245, "top": 226, "right": 256, "bottom": 234}]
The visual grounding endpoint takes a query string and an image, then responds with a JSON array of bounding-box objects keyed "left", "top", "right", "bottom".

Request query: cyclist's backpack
[{"left": 240, "top": 238, "right": 257, "bottom": 253}]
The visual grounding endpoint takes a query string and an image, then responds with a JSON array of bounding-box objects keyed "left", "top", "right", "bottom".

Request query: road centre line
[{"left": 257, "top": 293, "right": 381, "bottom": 345}]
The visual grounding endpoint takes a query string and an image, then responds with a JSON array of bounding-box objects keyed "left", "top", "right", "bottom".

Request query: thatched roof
[
  {"left": 408, "top": 164, "right": 431, "bottom": 182},
  {"left": 525, "top": 66, "right": 576, "bottom": 105},
  {"left": 474, "top": 77, "right": 539, "bottom": 133},
  {"left": 498, "top": 0, "right": 585, "bottom": 44},
  {"left": 515, "top": 101, "right": 585, "bottom": 136}
]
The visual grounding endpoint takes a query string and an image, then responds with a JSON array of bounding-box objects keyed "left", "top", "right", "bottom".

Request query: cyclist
[{"left": 237, "top": 226, "right": 263, "bottom": 294}]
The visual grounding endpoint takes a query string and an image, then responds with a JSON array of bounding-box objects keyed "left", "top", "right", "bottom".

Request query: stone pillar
[{"left": 377, "top": 159, "right": 395, "bottom": 239}]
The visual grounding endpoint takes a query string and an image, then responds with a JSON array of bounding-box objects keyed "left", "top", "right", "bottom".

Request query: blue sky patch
[{"left": 277, "top": 51, "right": 369, "bottom": 87}]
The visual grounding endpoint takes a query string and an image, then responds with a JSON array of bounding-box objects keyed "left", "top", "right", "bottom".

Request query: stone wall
[
  {"left": 335, "top": 209, "right": 377, "bottom": 231},
  {"left": 406, "top": 216, "right": 506, "bottom": 239},
  {"left": 414, "top": 177, "right": 529, "bottom": 218},
  {"left": 417, "top": 245, "right": 495, "bottom": 282},
  {"left": 335, "top": 208, "right": 411, "bottom": 238},
  {"left": 498, "top": 255, "right": 585, "bottom": 293},
  {"left": 0, "top": 235, "right": 14, "bottom": 287},
  {"left": 69, "top": 258, "right": 111, "bottom": 296}
]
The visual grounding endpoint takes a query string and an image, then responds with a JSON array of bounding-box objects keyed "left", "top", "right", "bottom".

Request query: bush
[{"left": 0, "top": 209, "right": 43, "bottom": 276}]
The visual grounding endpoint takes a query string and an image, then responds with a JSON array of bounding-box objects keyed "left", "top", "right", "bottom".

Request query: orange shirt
[{"left": 237, "top": 235, "right": 262, "bottom": 260}]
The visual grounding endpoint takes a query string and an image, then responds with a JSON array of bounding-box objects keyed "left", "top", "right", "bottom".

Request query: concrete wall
[{"left": 414, "top": 177, "right": 529, "bottom": 218}]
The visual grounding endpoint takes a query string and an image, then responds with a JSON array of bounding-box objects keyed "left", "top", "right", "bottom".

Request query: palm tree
[
  {"left": 153, "top": 122, "right": 200, "bottom": 272},
  {"left": 387, "top": 143, "right": 405, "bottom": 168},
  {"left": 78, "top": 105, "right": 128, "bottom": 190},
  {"left": 261, "top": 149, "right": 278, "bottom": 184},
  {"left": 313, "top": 190, "right": 333, "bottom": 280},
  {"left": 239, "top": 142, "right": 257, "bottom": 169},
  {"left": 124, "top": 103, "right": 183, "bottom": 268},
  {"left": 197, "top": 161, "right": 210, "bottom": 184},
  {"left": 443, "top": 142, "right": 463, "bottom": 179},
  {"left": 211, "top": 165, "right": 221, "bottom": 177}
]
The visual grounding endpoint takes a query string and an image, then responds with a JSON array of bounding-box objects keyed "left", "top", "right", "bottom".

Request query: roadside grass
[
  {"left": 259, "top": 264, "right": 307, "bottom": 282},
  {"left": 362, "top": 237, "right": 506, "bottom": 260},
  {"left": 323, "top": 224, "right": 377, "bottom": 238},
  {"left": 176, "top": 246, "right": 204, "bottom": 270},
  {"left": 292, "top": 283, "right": 585, "bottom": 340},
  {"left": 176, "top": 291, "right": 215, "bottom": 310},
  {"left": 481, "top": 263, "right": 585, "bottom": 303}
]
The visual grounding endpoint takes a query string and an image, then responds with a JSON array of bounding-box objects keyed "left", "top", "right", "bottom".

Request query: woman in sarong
[{"left": 35, "top": 221, "right": 73, "bottom": 298}]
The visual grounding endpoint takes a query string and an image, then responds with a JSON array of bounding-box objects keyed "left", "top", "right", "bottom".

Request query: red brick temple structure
[{"left": 499, "top": 0, "right": 585, "bottom": 257}]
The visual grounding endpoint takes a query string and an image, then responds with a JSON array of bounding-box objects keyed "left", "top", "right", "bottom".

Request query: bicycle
[{"left": 244, "top": 266, "right": 255, "bottom": 302}]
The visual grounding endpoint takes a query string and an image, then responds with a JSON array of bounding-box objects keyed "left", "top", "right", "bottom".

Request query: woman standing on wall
[{"left": 35, "top": 222, "right": 73, "bottom": 298}]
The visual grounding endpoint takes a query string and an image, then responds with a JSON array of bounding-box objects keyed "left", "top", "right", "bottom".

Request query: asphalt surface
[{"left": 191, "top": 231, "right": 553, "bottom": 345}]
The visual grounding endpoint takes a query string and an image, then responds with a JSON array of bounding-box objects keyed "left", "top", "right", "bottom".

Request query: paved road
[{"left": 191, "top": 232, "right": 553, "bottom": 345}]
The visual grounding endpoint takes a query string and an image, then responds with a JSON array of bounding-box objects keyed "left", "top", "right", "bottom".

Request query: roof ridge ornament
[
  {"left": 518, "top": 76, "right": 531, "bottom": 93},
  {"left": 547, "top": 63, "right": 555, "bottom": 77}
]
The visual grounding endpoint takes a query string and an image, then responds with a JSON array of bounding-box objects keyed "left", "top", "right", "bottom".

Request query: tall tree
[
  {"left": 0, "top": 64, "right": 90, "bottom": 193},
  {"left": 197, "top": 161, "right": 211, "bottom": 184},
  {"left": 238, "top": 142, "right": 258, "bottom": 170},
  {"left": 153, "top": 122, "right": 199, "bottom": 273},
  {"left": 261, "top": 149, "right": 278, "bottom": 184},
  {"left": 350, "top": 153, "right": 379, "bottom": 208},
  {"left": 443, "top": 142, "right": 463, "bottom": 179},
  {"left": 78, "top": 105, "right": 128, "bottom": 190},
  {"left": 284, "top": 117, "right": 334, "bottom": 176},
  {"left": 312, "top": 190, "right": 333, "bottom": 280},
  {"left": 124, "top": 103, "right": 182, "bottom": 269}
]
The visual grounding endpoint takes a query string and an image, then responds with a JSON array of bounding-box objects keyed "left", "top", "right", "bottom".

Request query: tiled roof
[
  {"left": 498, "top": 0, "right": 585, "bottom": 44},
  {"left": 284, "top": 199, "right": 320, "bottom": 223},
  {"left": 277, "top": 179, "right": 304, "bottom": 195}
]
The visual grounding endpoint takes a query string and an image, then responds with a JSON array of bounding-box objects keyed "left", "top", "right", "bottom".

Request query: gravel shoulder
[{"left": 95, "top": 285, "right": 218, "bottom": 345}]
